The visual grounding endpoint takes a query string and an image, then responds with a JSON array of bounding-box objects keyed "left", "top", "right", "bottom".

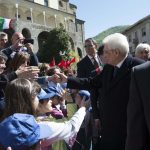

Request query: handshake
[{"left": 47, "top": 73, "right": 68, "bottom": 83}]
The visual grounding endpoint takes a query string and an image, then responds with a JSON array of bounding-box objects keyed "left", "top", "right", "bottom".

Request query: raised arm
[
  {"left": 39, "top": 106, "right": 86, "bottom": 147},
  {"left": 51, "top": 72, "right": 103, "bottom": 91}
]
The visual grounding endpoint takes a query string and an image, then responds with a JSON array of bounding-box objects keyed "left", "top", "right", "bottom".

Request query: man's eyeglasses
[
  {"left": 84, "top": 45, "right": 94, "bottom": 48},
  {"left": 0, "top": 39, "right": 7, "bottom": 42}
]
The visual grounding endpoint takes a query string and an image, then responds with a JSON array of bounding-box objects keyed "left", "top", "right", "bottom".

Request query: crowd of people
[{"left": 0, "top": 30, "right": 150, "bottom": 150}]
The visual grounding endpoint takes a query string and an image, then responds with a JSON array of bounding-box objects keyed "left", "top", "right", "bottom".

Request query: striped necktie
[{"left": 92, "top": 57, "right": 100, "bottom": 74}]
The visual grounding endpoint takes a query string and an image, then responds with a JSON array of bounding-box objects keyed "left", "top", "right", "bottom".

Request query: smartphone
[{"left": 24, "top": 38, "right": 34, "bottom": 44}]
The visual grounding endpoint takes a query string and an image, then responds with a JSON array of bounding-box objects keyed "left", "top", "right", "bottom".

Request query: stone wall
[
  {"left": 15, "top": 20, "right": 51, "bottom": 52},
  {"left": 123, "top": 16, "right": 150, "bottom": 54},
  {"left": 0, "top": 0, "right": 85, "bottom": 57}
]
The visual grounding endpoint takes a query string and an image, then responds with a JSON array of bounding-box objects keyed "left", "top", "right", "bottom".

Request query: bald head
[{"left": 11, "top": 32, "right": 24, "bottom": 45}]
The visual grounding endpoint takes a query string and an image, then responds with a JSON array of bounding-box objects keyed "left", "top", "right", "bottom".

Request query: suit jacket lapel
[
  {"left": 103, "top": 65, "right": 114, "bottom": 92},
  {"left": 85, "top": 56, "right": 95, "bottom": 69},
  {"left": 109, "top": 56, "right": 132, "bottom": 89}
]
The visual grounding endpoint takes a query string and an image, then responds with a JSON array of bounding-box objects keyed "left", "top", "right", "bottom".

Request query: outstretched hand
[
  {"left": 55, "top": 73, "right": 68, "bottom": 83},
  {"left": 47, "top": 73, "right": 68, "bottom": 83},
  {"left": 15, "top": 66, "right": 39, "bottom": 79}
]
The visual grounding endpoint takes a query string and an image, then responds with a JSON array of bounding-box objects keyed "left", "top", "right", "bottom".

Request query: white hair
[
  {"left": 103, "top": 33, "right": 129, "bottom": 56},
  {"left": 135, "top": 43, "right": 150, "bottom": 55}
]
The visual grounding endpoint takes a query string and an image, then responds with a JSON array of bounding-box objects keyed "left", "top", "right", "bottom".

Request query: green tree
[{"left": 38, "top": 26, "right": 71, "bottom": 63}]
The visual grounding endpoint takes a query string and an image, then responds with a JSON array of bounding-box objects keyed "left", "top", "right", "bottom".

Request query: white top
[{"left": 38, "top": 107, "right": 86, "bottom": 149}]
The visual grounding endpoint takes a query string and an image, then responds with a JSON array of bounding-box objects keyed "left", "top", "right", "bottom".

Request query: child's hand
[
  {"left": 80, "top": 96, "right": 87, "bottom": 107},
  {"left": 80, "top": 96, "right": 91, "bottom": 109}
]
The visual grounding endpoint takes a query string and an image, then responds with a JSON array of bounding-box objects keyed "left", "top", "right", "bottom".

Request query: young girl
[
  {"left": 36, "top": 87, "right": 68, "bottom": 150},
  {"left": 36, "top": 88, "right": 53, "bottom": 117},
  {"left": 0, "top": 78, "right": 86, "bottom": 150},
  {"left": 36, "top": 86, "right": 67, "bottom": 119}
]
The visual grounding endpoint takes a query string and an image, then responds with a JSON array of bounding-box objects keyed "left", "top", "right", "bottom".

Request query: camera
[{"left": 24, "top": 38, "right": 34, "bottom": 45}]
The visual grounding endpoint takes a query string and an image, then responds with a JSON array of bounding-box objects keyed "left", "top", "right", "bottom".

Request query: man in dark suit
[
  {"left": 77, "top": 38, "right": 103, "bottom": 149},
  {"left": 54, "top": 33, "right": 144, "bottom": 150},
  {"left": 77, "top": 38, "right": 103, "bottom": 78},
  {"left": 126, "top": 62, "right": 150, "bottom": 150}
]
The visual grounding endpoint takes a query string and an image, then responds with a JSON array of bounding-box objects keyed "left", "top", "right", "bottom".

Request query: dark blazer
[
  {"left": 67, "top": 55, "right": 144, "bottom": 150},
  {"left": 77, "top": 55, "right": 99, "bottom": 78},
  {"left": 126, "top": 62, "right": 150, "bottom": 150}
]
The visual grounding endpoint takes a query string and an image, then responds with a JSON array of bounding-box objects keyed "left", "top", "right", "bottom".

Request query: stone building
[
  {"left": 0, "top": 0, "right": 85, "bottom": 56},
  {"left": 122, "top": 15, "right": 150, "bottom": 54}
]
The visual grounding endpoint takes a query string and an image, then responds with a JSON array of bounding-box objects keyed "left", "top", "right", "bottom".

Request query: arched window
[
  {"left": 22, "top": 28, "right": 31, "bottom": 39},
  {"left": 38, "top": 31, "right": 49, "bottom": 49},
  {"left": 44, "top": 0, "right": 48, "bottom": 6},
  {"left": 77, "top": 47, "right": 82, "bottom": 58},
  {"left": 59, "top": 1, "right": 63, "bottom": 7}
]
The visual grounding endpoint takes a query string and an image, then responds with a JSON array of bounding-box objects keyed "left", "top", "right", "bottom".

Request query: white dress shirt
[{"left": 88, "top": 54, "right": 102, "bottom": 66}]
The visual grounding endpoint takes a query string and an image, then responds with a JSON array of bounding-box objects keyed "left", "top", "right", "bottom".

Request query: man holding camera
[{"left": 2, "top": 32, "right": 38, "bottom": 66}]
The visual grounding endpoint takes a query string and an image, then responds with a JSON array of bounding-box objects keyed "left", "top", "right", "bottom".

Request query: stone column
[
  {"left": 64, "top": 17, "right": 67, "bottom": 30},
  {"left": 54, "top": 14, "right": 57, "bottom": 27},
  {"left": 43, "top": 11, "right": 46, "bottom": 26},
  {"left": 15, "top": 3, "right": 19, "bottom": 21},
  {"left": 30, "top": 8, "right": 33, "bottom": 23}
]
